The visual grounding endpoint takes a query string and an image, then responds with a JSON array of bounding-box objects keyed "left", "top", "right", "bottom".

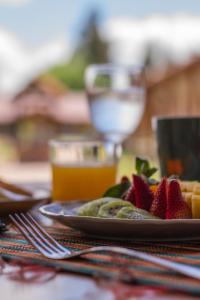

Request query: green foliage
[
  {"left": 94, "top": 74, "right": 111, "bottom": 88},
  {"left": 78, "top": 10, "right": 108, "bottom": 64},
  {"left": 135, "top": 157, "right": 158, "bottom": 178},
  {"left": 47, "top": 10, "right": 109, "bottom": 90},
  {"left": 49, "top": 54, "right": 87, "bottom": 90},
  {"left": 103, "top": 157, "right": 158, "bottom": 199},
  {"left": 135, "top": 157, "right": 158, "bottom": 185},
  {"left": 103, "top": 177, "right": 131, "bottom": 198}
]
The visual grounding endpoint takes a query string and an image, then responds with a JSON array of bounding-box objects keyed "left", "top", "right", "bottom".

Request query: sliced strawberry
[
  {"left": 124, "top": 184, "right": 135, "bottom": 205},
  {"left": 133, "top": 175, "right": 153, "bottom": 211},
  {"left": 166, "top": 179, "right": 192, "bottom": 219},
  {"left": 150, "top": 177, "right": 167, "bottom": 219},
  {"left": 121, "top": 176, "right": 130, "bottom": 184}
]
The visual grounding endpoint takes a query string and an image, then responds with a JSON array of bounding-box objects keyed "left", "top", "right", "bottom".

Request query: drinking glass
[
  {"left": 85, "top": 64, "right": 146, "bottom": 143},
  {"left": 49, "top": 137, "right": 121, "bottom": 201}
]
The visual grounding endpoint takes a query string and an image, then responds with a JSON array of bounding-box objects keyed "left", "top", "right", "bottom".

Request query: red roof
[{"left": 0, "top": 92, "right": 90, "bottom": 125}]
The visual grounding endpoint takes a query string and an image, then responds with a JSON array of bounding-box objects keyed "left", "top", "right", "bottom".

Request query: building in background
[
  {"left": 0, "top": 76, "right": 90, "bottom": 162},
  {"left": 2, "top": 57, "right": 200, "bottom": 162},
  {"left": 129, "top": 57, "right": 200, "bottom": 157}
]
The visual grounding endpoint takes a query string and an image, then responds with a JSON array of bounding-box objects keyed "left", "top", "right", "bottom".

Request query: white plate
[
  {"left": 0, "top": 190, "right": 50, "bottom": 216},
  {"left": 40, "top": 201, "right": 200, "bottom": 241}
]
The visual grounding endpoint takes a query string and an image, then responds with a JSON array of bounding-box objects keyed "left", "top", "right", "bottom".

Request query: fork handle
[{"left": 69, "top": 246, "right": 200, "bottom": 280}]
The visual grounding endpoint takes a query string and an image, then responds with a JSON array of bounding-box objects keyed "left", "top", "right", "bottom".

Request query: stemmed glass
[{"left": 85, "top": 64, "right": 146, "bottom": 144}]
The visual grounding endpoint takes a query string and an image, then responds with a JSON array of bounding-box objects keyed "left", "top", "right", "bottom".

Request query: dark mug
[{"left": 154, "top": 117, "right": 200, "bottom": 180}]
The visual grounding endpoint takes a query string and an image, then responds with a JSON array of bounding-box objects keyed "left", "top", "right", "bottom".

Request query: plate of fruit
[{"left": 40, "top": 158, "right": 200, "bottom": 240}]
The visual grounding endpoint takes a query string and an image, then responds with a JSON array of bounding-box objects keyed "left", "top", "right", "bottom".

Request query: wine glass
[{"left": 85, "top": 64, "right": 146, "bottom": 144}]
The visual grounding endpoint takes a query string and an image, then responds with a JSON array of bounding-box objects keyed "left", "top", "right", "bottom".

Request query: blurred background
[{"left": 0, "top": 0, "right": 200, "bottom": 182}]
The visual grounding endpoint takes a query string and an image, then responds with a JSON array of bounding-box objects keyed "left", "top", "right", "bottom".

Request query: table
[
  {"left": 0, "top": 183, "right": 199, "bottom": 300},
  {"left": 0, "top": 272, "right": 114, "bottom": 300},
  {"left": 0, "top": 269, "right": 196, "bottom": 300}
]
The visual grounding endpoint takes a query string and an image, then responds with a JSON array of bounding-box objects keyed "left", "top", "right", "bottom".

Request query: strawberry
[
  {"left": 166, "top": 179, "right": 192, "bottom": 219},
  {"left": 124, "top": 184, "right": 135, "bottom": 205},
  {"left": 150, "top": 177, "right": 167, "bottom": 219},
  {"left": 121, "top": 176, "right": 130, "bottom": 184},
  {"left": 133, "top": 175, "right": 154, "bottom": 211}
]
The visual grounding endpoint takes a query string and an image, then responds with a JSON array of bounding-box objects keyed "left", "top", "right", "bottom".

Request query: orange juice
[{"left": 52, "top": 163, "right": 117, "bottom": 201}]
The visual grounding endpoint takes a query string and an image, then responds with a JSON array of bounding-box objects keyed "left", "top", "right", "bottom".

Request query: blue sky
[
  {"left": 1, "top": 0, "right": 200, "bottom": 96},
  {"left": 1, "top": 0, "right": 200, "bottom": 46}
]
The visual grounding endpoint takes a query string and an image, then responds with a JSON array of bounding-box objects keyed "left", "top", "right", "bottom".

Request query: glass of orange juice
[{"left": 49, "top": 137, "right": 121, "bottom": 201}]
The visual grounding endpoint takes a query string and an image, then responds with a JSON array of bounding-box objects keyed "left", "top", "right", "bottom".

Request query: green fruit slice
[
  {"left": 117, "top": 206, "right": 159, "bottom": 220},
  {"left": 76, "top": 197, "right": 118, "bottom": 217},
  {"left": 98, "top": 200, "right": 133, "bottom": 218}
]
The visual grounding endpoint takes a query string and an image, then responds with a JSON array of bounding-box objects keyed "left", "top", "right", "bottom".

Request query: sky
[
  {"left": 1, "top": 0, "right": 200, "bottom": 96},
  {"left": 1, "top": 0, "right": 200, "bottom": 46}
]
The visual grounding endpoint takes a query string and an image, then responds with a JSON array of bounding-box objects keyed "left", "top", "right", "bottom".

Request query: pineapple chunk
[
  {"left": 191, "top": 195, "right": 200, "bottom": 219},
  {"left": 182, "top": 181, "right": 198, "bottom": 192},
  {"left": 182, "top": 192, "right": 192, "bottom": 209},
  {"left": 180, "top": 181, "right": 200, "bottom": 218},
  {"left": 179, "top": 181, "right": 188, "bottom": 192},
  {"left": 193, "top": 186, "right": 200, "bottom": 195}
]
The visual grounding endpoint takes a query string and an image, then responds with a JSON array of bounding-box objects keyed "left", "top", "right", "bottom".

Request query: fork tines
[{"left": 9, "top": 213, "right": 66, "bottom": 255}]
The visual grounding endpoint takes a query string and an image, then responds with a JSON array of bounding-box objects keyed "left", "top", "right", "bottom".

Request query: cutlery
[
  {"left": 10, "top": 213, "right": 200, "bottom": 281},
  {"left": 0, "top": 180, "right": 32, "bottom": 197}
]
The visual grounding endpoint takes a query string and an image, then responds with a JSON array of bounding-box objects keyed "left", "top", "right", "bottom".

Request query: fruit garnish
[
  {"left": 135, "top": 157, "right": 158, "bottom": 185},
  {"left": 180, "top": 181, "right": 200, "bottom": 218},
  {"left": 103, "top": 157, "right": 158, "bottom": 199},
  {"left": 182, "top": 192, "right": 192, "bottom": 209},
  {"left": 76, "top": 197, "right": 117, "bottom": 217},
  {"left": 150, "top": 184, "right": 158, "bottom": 194},
  {"left": 150, "top": 177, "right": 167, "bottom": 219},
  {"left": 191, "top": 195, "right": 200, "bottom": 219},
  {"left": 116, "top": 206, "right": 159, "bottom": 220},
  {"left": 101, "top": 157, "right": 199, "bottom": 219},
  {"left": 76, "top": 197, "right": 159, "bottom": 219},
  {"left": 103, "top": 176, "right": 131, "bottom": 198},
  {"left": 133, "top": 175, "right": 154, "bottom": 211},
  {"left": 166, "top": 179, "right": 192, "bottom": 219},
  {"left": 189, "top": 185, "right": 200, "bottom": 218},
  {"left": 124, "top": 184, "right": 135, "bottom": 205},
  {"left": 98, "top": 200, "right": 132, "bottom": 218}
]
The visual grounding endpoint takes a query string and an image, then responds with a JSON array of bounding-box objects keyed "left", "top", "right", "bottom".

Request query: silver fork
[{"left": 9, "top": 213, "right": 200, "bottom": 280}]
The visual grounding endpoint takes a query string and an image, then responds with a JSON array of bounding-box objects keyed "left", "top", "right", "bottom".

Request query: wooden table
[{"left": 0, "top": 183, "right": 198, "bottom": 300}]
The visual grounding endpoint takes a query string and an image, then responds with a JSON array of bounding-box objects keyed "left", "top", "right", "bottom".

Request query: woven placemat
[{"left": 1, "top": 226, "right": 200, "bottom": 295}]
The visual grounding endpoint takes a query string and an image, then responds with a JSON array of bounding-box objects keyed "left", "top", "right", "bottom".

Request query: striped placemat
[{"left": 1, "top": 226, "right": 200, "bottom": 295}]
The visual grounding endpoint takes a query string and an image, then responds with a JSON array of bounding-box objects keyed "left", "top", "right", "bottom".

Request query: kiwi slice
[
  {"left": 76, "top": 197, "right": 118, "bottom": 217},
  {"left": 98, "top": 200, "right": 133, "bottom": 218},
  {"left": 132, "top": 206, "right": 157, "bottom": 216},
  {"left": 117, "top": 206, "right": 159, "bottom": 220}
]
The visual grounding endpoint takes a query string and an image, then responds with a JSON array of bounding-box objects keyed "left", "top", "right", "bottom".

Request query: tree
[
  {"left": 77, "top": 10, "right": 108, "bottom": 64},
  {"left": 48, "top": 10, "right": 109, "bottom": 90}
]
